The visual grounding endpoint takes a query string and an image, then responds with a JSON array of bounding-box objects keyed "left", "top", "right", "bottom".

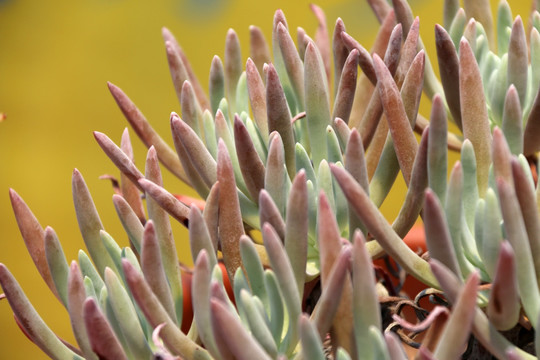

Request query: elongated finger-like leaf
[
  {"left": 107, "top": 82, "right": 187, "bottom": 183},
  {"left": 507, "top": 16, "right": 528, "bottom": 106},
  {"left": 266, "top": 64, "right": 296, "bottom": 178},
  {"left": 140, "top": 220, "right": 177, "bottom": 323},
  {"left": 138, "top": 178, "right": 189, "bottom": 226},
  {"left": 497, "top": 177, "right": 540, "bottom": 328},
  {"left": 524, "top": 90, "right": 540, "bottom": 156},
  {"left": 262, "top": 223, "right": 301, "bottom": 355},
  {"left": 298, "top": 314, "right": 326, "bottom": 360},
  {"left": 210, "top": 298, "right": 272, "bottom": 360},
  {"left": 67, "top": 261, "right": 98, "bottom": 360},
  {"left": 234, "top": 116, "right": 265, "bottom": 203},
  {"left": 9, "top": 189, "right": 60, "bottom": 300},
  {"left": 120, "top": 128, "right": 146, "bottom": 224},
  {"left": 428, "top": 95, "right": 448, "bottom": 205},
  {"left": 433, "top": 272, "right": 479, "bottom": 360},
  {"left": 145, "top": 147, "right": 184, "bottom": 326},
  {"left": 0, "top": 264, "right": 84, "bottom": 359},
  {"left": 502, "top": 85, "right": 523, "bottom": 155},
  {"left": 104, "top": 268, "right": 153, "bottom": 359},
  {"left": 112, "top": 194, "right": 144, "bottom": 254},
  {"left": 164, "top": 40, "right": 188, "bottom": 106},
  {"left": 352, "top": 231, "right": 381, "bottom": 358},
  {"left": 72, "top": 169, "right": 116, "bottom": 276},
  {"left": 249, "top": 25, "right": 271, "bottom": 78},
  {"left": 217, "top": 140, "right": 245, "bottom": 280},
  {"left": 277, "top": 22, "right": 305, "bottom": 112},
  {"left": 265, "top": 133, "right": 288, "bottom": 216},
  {"left": 209, "top": 56, "right": 225, "bottom": 115},
  {"left": 162, "top": 27, "right": 210, "bottom": 111},
  {"left": 204, "top": 182, "right": 220, "bottom": 251},
  {"left": 246, "top": 58, "right": 268, "bottom": 142},
  {"left": 259, "top": 189, "right": 286, "bottom": 242},
  {"left": 340, "top": 31, "right": 376, "bottom": 85},
  {"left": 180, "top": 81, "right": 204, "bottom": 137},
  {"left": 122, "top": 260, "right": 211, "bottom": 359},
  {"left": 331, "top": 165, "right": 438, "bottom": 287},
  {"left": 487, "top": 241, "right": 520, "bottom": 331},
  {"left": 332, "top": 49, "right": 359, "bottom": 125},
  {"left": 459, "top": 40, "right": 491, "bottom": 196},
  {"left": 83, "top": 297, "right": 128, "bottom": 360},
  {"left": 429, "top": 260, "right": 534, "bottom": 359},
  {"left": 171, "top": 113, "right": 216, "bottom": 188},
  {"left": 225, "top": 29, "right": 242, "bottom": 115},
  {"left": 44, "top": 227, "right": 69, "bottom": 308},
  {"left": 332, "top": 18, "right": 348, "bottom": 93}
]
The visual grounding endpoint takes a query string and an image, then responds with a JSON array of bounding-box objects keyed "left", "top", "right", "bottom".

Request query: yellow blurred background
[{"left": 0, "top": 0, "right": 530, "bottom": 358}]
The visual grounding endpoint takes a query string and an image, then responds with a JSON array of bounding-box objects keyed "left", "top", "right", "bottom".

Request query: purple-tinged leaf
[
  {"left": 191, "top": 251, "right": 222, "bottom": 359},
  {"left": 112, "top": 194, "right": 144, "bottom": 253},
  {"left": 94, "top": 131, "right": 145, "bottom": 192},
  {"left": 524, "top": 90, "right": 540, "bottom": 156},
  {"left": 430, "top": 259, "right": 530, "bottom": 359},
  {"left": 0, "top": 264, "right": 84, "bottom": 359},
  {"left": 217, "top": 140, "right": 245, "bottom": 280},
  {"left": 502, "top": 85, "right": 523, "bottom": 155},
  {"left": 310, "top": 4, "right": 331, "bottom": 85},
  {"left": 384, "top": 332, "right": 407, "bottom": 360},
  {"left": 277, "top": 22, "right": 305, "bottom": 111},
  {"left": 162, "top": 27, "right": 210, "bottom": 111},
  {"left": 297, "top": 27, "right": 308, "bottom": 61},
  {"left": 210, "top": 298, "right": 272, "bottom": 360},
  {"left": 262, "top": 223, "right": 301, "bottom": 355},
  {"left": 345, "top": 129, "right": 368, "bottom": 236},
  {"left": 340, "top": 31, "right": 376, "bottom": 85},
  {"left": 352, "top": 231, "right": 381, "bottom": 358},
  {"left": 245, "top": 58, "right": 268, "bottom": 142},
  {"left": 107, "top": 82, "right": 188, "bottom": 183},
  {"left": 433, "top": 272, "right": 479, "bottom": 359},
  {"left": 428, "top": 95, "right": 448, "bottom": 204},
  {"left": 332, "top": 18, "right": 349, "bottom": 93},
  {"left": 266, "top": 63, "right": 296, "bottom": 178},
  {"left": 265, "top": 133, "right": 288, "bottom": 215},
  {"left": 331, "top": 165, "right": 438, "bottom": 287},
  {"left": 120, "top": 128, "right": 146, "bottom": 224},
  {"left": 72, "top": 169, "right": 116, "bottom": 276},
  {"left": 189, "top": 206, "right": 217, "bottom": 268},
  {"left": 511, "top": 157, "right": 540, "bottom": 286},
  {"left": 9, "top": 189, "right": 59, "bottom": 300},
  {"left": 225, "top": 29, "right": 242, "bottom": 115},
  {"left": 140, "top": 220, "right": 177, "bottom": 323},
  {"left": 313, "top": 246, "right": 354, "bottom": 354},
  {"left": 435, "top": 24, "right": 462, "bottom": 130},
  {"left": 171, "top": 113, "right": 216, "bottom": 188},
  {"left": 332, "top": 49, "right": 359, "bottom": 125},
  {"left": 487, "top": 241, "right": 520, "bottom": 331},
  {"left": 234, "top": 116, "right": 265, "bottom": 203},
  {"left": 497, "top": 177, "right": 540, "bottom": 328},
  {"left": 249, "top": 25, "right": 271, "bottom": 77},
  {"left": 284, "top": 171, "right": 308, "bottom": 297},
  {"left": 367, "top": 0, "right": 392, "bottom": 23},
  {"left": 122, "top": 260, "right": 210, "bottom": 359},
  {"left": 138, "top": 179, "right": 189, "bottom": 226},
  {"left": 391, "top": 127, "right": 428, "bottom": 238},
  {"left": 373, "top": 54, "right": 418, "bottom": 185},
  {"left": 209, "top": 56, "right": 225, "bottom": 115},
  {"left": 259, "top": 189, "right": 286, "bottom": 242},
  {"left": 492, "top": 127, "right": 513, "bottom": 185},
  {"left": 83, "top": 297, "right": 128, "bottom": 360},
  {"left": 305, "top": 42, "right": 331, "bottom": 170},
  {"left": 67, "top": 261, "right": 98, "bottom": 360},
  {"left": 508, "top": 16, "right": 528, "bottom": 108},
  {"left": 459, "top": 39, "right": 491, "bottom": 196},
  {"left": 145, "top": 147, "right": 184, "bottom": 326},
  {"left": 424, "top": 189, "right": 462, "bottom": 279},
  {"left": 181, "top": 80, "right": 204, "bottom": 136},
  {"left": 164, "top": 39, "right": 188, "bottom": 106}
]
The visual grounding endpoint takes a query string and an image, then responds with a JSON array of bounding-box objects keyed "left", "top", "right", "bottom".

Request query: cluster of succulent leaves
[{"left": 3, "top": 0, "right": 540, "bottom": 359}]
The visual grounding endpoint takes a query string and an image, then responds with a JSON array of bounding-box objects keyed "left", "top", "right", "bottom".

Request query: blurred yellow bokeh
[{"left": 0, "top": 0, "right": 530, "bottom": 358}]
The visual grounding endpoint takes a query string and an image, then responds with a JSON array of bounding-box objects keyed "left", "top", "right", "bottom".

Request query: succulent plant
[{"left": 3, "top": 0, "right": 540, "bottom": 359}]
